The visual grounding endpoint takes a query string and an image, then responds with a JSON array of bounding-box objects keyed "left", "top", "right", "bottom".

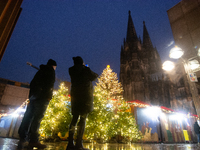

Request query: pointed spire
[
  {"left": 121, "top": 45, "right": 123, "bottom": 51},
  {"left": 143, "top": 21, "right": 153, "bottom": 48},
  {"left": 138, "top": 36, "right": 142, "bottom": 44},
  {"left": 126, "top": 10, "right": 138, "bottom": 43}
]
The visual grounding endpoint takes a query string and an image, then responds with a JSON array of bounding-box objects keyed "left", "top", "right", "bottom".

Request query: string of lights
[{"left": 0, "top": 99, "right": 29, "bottom": 118}]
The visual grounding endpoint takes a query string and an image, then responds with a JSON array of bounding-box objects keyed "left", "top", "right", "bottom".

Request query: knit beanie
[
  {"left": 73, "top": 56, "right": 83, "bottom": 65},
  {"left": 47, "top": 59, "right": 57, "bottom": 66}
]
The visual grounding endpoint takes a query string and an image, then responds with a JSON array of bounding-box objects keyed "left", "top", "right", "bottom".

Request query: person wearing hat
[
  {"left": 66, "top": 56, "right": 98, "bottom": 150},
  {"left": 18, "top": 59, "right": 57, "bottom": 149}
]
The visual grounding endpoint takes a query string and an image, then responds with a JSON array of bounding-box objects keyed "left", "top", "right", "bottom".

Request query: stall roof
[
  {"left": 127, "top": 100, "right": 198, "bottom": 118},
  {"left": 127, "top": 100, "right": 151, "bottom": 106}
]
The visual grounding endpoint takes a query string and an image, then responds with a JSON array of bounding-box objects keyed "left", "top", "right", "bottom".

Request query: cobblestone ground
[{"left": 0, "top": 138, "right": 200, "bottom": 150}]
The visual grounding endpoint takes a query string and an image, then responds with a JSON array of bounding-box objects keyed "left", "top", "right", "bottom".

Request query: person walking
[
  {"left": 194, "top": 120, "right": 200, "bottom": 144},
  {"left": 18, "top": 59, "right": 57, "bottom": 149},
  {"left": 66, "top": 56, "right": 98, "bottom": 150}
]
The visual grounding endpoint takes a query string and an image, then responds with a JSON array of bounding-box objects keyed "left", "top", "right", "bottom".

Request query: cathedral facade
[{"left": 120, "top": 11, "right": 196, "bottom": 114}]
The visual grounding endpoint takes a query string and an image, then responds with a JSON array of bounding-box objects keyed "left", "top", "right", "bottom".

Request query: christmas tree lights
[
  {"left": 39, "top": 66, "right": 142, "bottom": 142},
  {"left": 39, "top": 82, "right": 72, "bottom": 139},
  {"left": 95, "top": 65, "right": 123, "bottom": 100},
  {"left": 84, "top": 65, "right": 142, "bottom": 142},
  {"left": 85, "top": 95, "right": 115, "bottom": 142},
  {"left": 108, "top": 100, "right": 143, "bottom": 142}
]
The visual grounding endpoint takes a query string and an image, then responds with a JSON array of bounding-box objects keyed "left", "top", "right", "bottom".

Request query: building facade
[
  {"left": 0, "top": 0, "right": 23, "bottom": 61},
  {"left": 0, "top": 78, "right": 29, "bottom": 113},
  {"left": 167, "top": 0, "right": 200, "bottom": 115},
  {"left": 167, "top": 0, "right": 200, "bottom": 62}
]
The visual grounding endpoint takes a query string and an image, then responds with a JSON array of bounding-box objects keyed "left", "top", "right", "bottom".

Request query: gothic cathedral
[{"left": 120, "top": 11, "right": 196, "bottom": 115}]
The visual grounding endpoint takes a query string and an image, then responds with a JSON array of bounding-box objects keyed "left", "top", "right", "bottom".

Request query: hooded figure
[
  {"left": 29, "top": 59, "right": 56, "bottom": 100},
  {"left": 66, "top": 56, "right": 98, "bottom": 150},
  {"left": 69, "top": 56, "right": 97, "bottom": 115},
  {"left": 18, "top": 59, "right": 57, "bottom": 149}
]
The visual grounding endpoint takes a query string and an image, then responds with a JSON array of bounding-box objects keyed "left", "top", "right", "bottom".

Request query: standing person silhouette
[
  {"left": 18, "top": 59, "right": 57, "bottom": 149},
  {"left": 66, "top": 56, "right": 98, "bottom": 150},
  {"left": 194, "top": 119, "right": 200, "bottom": 144}
]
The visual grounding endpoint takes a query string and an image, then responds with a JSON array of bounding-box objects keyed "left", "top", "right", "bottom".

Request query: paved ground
[{"left": 0, "top": 137, "right": 200, "bottom": 150}]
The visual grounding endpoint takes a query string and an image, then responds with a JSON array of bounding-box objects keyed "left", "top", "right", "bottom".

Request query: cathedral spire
[
  {"left": 143, "top": 21, "right": 153, "bottom": 48},
  {"left": 126, "top": 10, "right": 138, "bottom": 43}
]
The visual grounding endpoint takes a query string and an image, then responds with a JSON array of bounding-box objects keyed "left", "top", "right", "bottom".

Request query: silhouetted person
[
  {"left": 66, "top": 56, "right": 98, "bottom": 150},
  {"left": 18, "top": 59, "right": 57, "bottom": 149},
  {"left": 194, "top": 120, "right": 200, "bottom": 144}
]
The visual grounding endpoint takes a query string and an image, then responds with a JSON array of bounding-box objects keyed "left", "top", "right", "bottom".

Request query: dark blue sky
[{"left": 0, "top": 0, "right": 180, "bottom": 86}]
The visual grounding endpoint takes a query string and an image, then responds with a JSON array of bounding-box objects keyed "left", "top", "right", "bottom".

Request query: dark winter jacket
[
  {"left": 69, "top": 65, "right": 98, "bottom": 115},
  {"left": 194, "top": 121, "right": 200, "bottom": 134},
  {"left": 29, "top": 64, "right": 55, "bottom": 100}
]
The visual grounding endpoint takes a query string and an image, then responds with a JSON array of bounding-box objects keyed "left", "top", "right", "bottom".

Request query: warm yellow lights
[
  {"left": 83, "top": 65, "right": 141, "bottom": 142},
  {"left": 165, "top": 45, "right": 200, "bottom": 73},
  {"left": 95, "top": 65, "right": 123, "bottom": 100},
  {"left": 169, "top": 46, "right": 184, "bottom": 59},
  {"left": 39, "top": 67, "right": 142, "bottom": 142},
  {"left": 39, "top": 82, "right": 72, "bottom": 138},
  {"left": 162, "top": 61, "right": 175, "bottom": 71}
]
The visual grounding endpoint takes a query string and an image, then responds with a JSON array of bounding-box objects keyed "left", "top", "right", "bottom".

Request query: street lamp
[
  {"left": 162, "top": 46, "right": 200, "bottom": 117},
  {"left": 189, "top": 59, "right": 200, "bottom": 71},
  {"left": 162, "top": 61, "right": 175, "bottom": 71},
  {"left": 169, "top": 46, "right": 184, "bottom": 59}
]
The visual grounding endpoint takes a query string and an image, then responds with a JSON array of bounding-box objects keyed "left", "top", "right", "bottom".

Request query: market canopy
[{"left": 127, "top": 99, "right": 198, "bottom": 119}]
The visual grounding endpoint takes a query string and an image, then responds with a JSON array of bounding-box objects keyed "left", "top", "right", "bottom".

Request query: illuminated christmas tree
[
  {"left": 108, "top": 100, "right": 143, "bottom": 142},
  {"left": 84, "top": 65, "right": 122, "bottom": 142},
  {"left": 95, "top": 65, "right": 123, "bottom": 100},
  {"left": 85, "top": 65, "right": 142, "bottom": 142},
  {"left": 39, "top": 82, "right": 72, "bottom": 139},
  {"left": 84, "top": 95, "right": 115, "bottom": 142}
]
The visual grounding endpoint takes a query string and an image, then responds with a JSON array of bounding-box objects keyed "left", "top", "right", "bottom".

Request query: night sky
[{"left": 0, "top": 0, "right": 180, "bottom": 87}]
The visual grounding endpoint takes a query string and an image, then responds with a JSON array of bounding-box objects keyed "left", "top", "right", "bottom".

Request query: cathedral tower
[
  {"left": 120, "top": 11, "right": 196, "bottom": 114},
  {"left": 120, "top": 11, "right": 162, "bottom": 103}
]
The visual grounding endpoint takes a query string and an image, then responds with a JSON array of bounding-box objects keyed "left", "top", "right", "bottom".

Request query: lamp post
[{"left": 162, "top": 46, "right": 200, "bottom": 117}]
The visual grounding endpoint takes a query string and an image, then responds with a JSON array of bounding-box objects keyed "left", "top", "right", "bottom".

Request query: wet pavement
[{"left": 0, "top": 137, "right": 200, "bottom": 150}]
